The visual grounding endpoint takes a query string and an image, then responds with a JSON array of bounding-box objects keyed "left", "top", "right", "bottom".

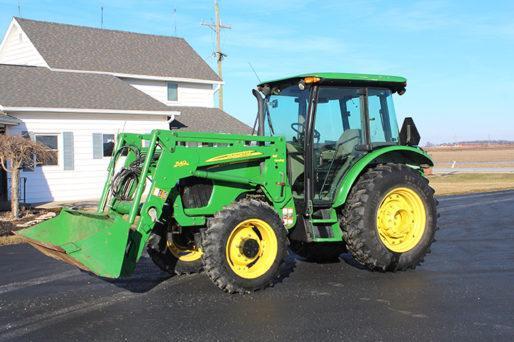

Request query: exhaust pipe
[{"left": 252, "top": 89, "right": 265, "bottom": 137}]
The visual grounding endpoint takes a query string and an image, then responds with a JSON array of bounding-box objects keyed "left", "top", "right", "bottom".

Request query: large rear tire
[
  {"left": 342, "top": 163, "right": 437, "bottom": 271},
  {"left": 202, "top": 199, "right": 289, "bottom": 293}
]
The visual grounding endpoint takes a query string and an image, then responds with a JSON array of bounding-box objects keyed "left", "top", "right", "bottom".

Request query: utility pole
[
  {"left": 100, "top": 6, "right": 104, "bottom": 28},
  {"left": 202, "top": 1, "right": 231, "bottom": 110}
]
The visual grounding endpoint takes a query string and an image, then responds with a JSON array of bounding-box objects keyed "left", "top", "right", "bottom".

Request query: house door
[{"left": 0, "top": 125, "right": 8, "bottom": 207}]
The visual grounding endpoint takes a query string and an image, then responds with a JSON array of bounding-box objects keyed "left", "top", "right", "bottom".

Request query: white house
[{"left": 0, "top": 17, "right": 250, "bottom": 205}]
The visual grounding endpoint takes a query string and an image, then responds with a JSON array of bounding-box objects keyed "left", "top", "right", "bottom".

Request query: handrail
[{"left": 128, "top": 132, "right": 158, "bottom": 224}]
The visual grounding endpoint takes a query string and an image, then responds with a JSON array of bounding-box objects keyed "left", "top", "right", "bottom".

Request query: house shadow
[{"left": 6, "top": 122, "right": 55, "bottom": 208}]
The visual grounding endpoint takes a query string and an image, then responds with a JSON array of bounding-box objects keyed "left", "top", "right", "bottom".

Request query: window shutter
[
  {"left": 62, "top": 132, "right": 74, "bottom": 170},
  {"left": 92, "top": 133, "right": 103, "bottom": 159}
]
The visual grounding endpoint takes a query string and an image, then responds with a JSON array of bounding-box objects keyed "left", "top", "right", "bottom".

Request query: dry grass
[
  {"left": 0, "top": 235, "right": 24, "bottom": 246},
  {"left": 428, "top": 147, "right": 514, "bottom": 166},
  {"left": 428, "top": 173, "right": 514, "bottom": 195}
]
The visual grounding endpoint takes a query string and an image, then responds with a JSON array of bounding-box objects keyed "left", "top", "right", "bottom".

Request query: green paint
[
  {"left": 259, "top": 72, "right": 407, "bottom": 87},
  {"left": 332, "top": 145, "right": 433, "bottom": 208},
  {"left": 311, "top": 208, "right": 343, "bottom": 242},
  {"left": 15, "top": 79, "right": 432, "bottom": 279},
  {"left": 17, "top": 129, "right": 295, "bottom": 278}
]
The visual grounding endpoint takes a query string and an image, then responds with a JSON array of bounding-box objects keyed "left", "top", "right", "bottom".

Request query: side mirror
[{"left": 399, "top": 117, "right": 420, "bottom": 146}]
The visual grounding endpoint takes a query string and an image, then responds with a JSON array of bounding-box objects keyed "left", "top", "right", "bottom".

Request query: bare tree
[{"left": 0, "top": 135, "right": 55, "bottom": 218}]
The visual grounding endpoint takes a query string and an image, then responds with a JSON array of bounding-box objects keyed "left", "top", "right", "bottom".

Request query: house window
[
  {"left": 167, "top": 82, "right": 178, "bottom": 102},
  {"left": 35, "top": 134, "right": 58, "bottom": 166},
  {"left": 103, "top": 134, "right": 115, "bottom": 157}
]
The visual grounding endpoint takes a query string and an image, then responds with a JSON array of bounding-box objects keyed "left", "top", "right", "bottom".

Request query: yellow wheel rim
[
  {"left": 167, "top": 239, "right": 203, "bottom": 262},
  {"left": 376, "top": 187, "right": 426, "bottom": 253},
  {"left": 225, "top": 219, "right": 278, "bottom": 279}
]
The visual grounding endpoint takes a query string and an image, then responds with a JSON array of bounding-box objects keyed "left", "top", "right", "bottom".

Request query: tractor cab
[{"left": 256, "top": 73, "right": 409, "bottom": 206}]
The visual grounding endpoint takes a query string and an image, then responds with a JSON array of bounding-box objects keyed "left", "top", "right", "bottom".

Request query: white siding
[
  {"left": 124, "top": 78, "right": 215, "bottom": 108},
  {"left": 0, "top": 21, "right": 47, "bottom": 66},
  {"left": 7, "top": 112, "right": 168, "bottom": 203}
]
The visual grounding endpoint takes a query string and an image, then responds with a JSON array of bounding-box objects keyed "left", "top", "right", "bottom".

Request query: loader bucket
[{"left": 15, "top": 209, "right": 131, "bottom": 278}]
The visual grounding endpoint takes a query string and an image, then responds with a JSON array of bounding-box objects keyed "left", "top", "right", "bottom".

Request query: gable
[
  {"left": 14, "top": 17, "right": 221, "bottom": 82},
  {"left": 0, "top": 19, "right": 47, "bottom": 67}
]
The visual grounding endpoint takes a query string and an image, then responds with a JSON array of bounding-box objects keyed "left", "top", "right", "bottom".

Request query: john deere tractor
[{"left": 17, "top": 73, "right": 437, "bottom": 293}]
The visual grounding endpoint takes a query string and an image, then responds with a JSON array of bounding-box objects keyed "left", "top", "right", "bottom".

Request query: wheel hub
[
  {"left": 225, "top": 219, "right": 278, "bottom": 279},
  {"left": 376, "top": 187, "right": 426, "bottom": 253},
  {"left": 241, "top": 238, "right": 260, "bottom": 258},
  {"left": 167, "top": 237, "right": 203, "bottom": 262}
]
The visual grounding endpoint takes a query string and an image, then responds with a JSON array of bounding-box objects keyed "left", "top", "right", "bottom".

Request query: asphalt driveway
[{"left": 1, "top": 191, "right": 513, "bottom": 341}]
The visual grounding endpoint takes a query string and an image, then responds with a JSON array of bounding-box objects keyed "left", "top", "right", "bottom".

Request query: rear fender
[{"left": 332, "top": 146, "right": 433, "bottom": 208}]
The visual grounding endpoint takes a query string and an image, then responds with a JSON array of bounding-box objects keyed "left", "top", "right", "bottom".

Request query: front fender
[{"left": 332, "top": 146, "right": 433, "bottom": 208}]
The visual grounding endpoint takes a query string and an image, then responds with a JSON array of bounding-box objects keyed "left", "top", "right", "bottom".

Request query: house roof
[
  {"left": 170, "top": 106, "right": 251, "bottom": 134},
  {"left": 14, "top": 17, "right": 221, "bottom": 82},
  {"left": 0, "top": 113, "right": 21, "bottom": 125},
  {"left": 0, "top": 64, "right": 175, "bottom": 114}
]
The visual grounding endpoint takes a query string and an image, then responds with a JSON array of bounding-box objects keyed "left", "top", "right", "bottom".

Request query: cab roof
[{"left": 258, "top": 72, "right": 407, "bottom": 91}]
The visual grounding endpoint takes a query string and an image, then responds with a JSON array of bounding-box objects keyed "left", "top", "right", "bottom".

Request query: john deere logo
[
  {"left": 174, "top": 160, "right": 190, "bottom": 167},
  {"left": 206, "top": 150, "right": 263, "bottom": 163}
]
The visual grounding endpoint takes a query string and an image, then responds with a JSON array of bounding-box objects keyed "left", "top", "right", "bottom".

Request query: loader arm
[{"left": 17, "top": 129, "right": 296, "bottom": 278}]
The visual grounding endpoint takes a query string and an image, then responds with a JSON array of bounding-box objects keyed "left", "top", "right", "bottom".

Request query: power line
[{"left": 202, "top": 0, "right": 231, "bottom": 111}]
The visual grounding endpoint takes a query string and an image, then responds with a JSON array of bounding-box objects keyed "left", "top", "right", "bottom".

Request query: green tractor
[{"left": 16, "top": 73, "right": 437, "bottom": 293}]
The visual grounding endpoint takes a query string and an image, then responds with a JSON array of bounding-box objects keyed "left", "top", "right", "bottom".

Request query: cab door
[{"left": 306, "top": 86, "right": 366, "bottom": 206}]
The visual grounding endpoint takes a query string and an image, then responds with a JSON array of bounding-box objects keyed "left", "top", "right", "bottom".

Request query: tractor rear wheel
[
  {"left": 202, "top": 199, "right": 289, "bottom": 293},
  {"left": 147, "top": 227, "right": 203, "bottom": 275},
  {"left": 342, "top": 163, "right": 437, "bottom": 271}
]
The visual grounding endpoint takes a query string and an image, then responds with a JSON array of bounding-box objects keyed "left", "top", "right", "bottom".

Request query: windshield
[
  {"left": 367, "top": 88, "right": 400, "bottom": 145},
  {"left": 266, "top": 85, "right": 310, "bottom": 143},
  {"left": 266, "top": 85, "right": 399, "bottom": 146}
]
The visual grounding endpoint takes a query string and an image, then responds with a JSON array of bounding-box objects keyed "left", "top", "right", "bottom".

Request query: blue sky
[{"left": 1, "top": 0, "right": 513, "bottom": 144}]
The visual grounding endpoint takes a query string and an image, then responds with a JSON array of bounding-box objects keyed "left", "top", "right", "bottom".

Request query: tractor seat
[
  {"left": 335, "top": 129, "right": 362, "bottom": 159},
  {"left": 286, "top": 143, "right": 305, "bottom": 196}
]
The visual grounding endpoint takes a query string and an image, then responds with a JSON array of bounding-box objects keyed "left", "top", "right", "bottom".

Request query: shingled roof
[
  {"left": 0, "top": 64, "right": 174, "bottom": 113},
  {"left": 170, "top": 106, "right": 251, "bottom": 134},
  {"left": 15, "top": 17, "right": 221, "bottom": 82}
]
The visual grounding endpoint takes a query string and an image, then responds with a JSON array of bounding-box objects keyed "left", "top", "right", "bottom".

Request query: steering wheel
[{"left": 291, "top": 123, "right": 320, "bottom": 143}]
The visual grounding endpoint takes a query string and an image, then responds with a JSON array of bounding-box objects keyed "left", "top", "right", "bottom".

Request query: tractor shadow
[
  {"left": 101, "top": 251, "right": 366, "bottom": 294},
  {"left": 291, "top": 251, "right": 368, "bottom": 270},
  {"left": 102, "top": 256, "right": 174, "bottom": 293}
]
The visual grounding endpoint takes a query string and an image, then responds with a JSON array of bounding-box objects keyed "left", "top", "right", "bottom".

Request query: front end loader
[{"left": 16, "top": 73, "right": 437, "bottom": 293}]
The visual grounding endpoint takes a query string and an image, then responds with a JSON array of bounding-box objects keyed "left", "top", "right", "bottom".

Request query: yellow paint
[
  {"left": 225, "top": 218, "right": 278, "bottom": 279},
  {"left": 274, "top": 159, "right": 285, "bottom": 163},
  {"left": 167, "top": 239, "right": 203, "bottom": 262},
  {"left": 206, "top": 150, "right": 263, "bottom": 163},
  {"left": 174, "top": 160, "right": 190, "bottom": 167},
  {"left": 376, "top": 187, "right": 426, "bottom": 253}
]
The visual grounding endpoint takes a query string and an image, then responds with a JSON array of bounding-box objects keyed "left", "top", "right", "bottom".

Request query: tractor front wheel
[
  {"left": 342, "top": 163, "right": 437, "bottom": 271},
  {"left": 202, "top": 199, "right": 289, "bottom": 293}
]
